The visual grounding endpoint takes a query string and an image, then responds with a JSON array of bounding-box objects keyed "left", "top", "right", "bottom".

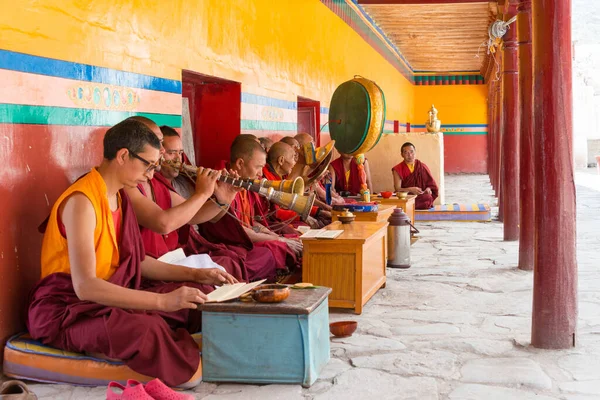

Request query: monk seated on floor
[
  {"left": 292, "top": 133, "right": 345, "bottom": 207},
  {"left": 27, "top": 119, "right": 237, "bottom": 388},
  {"left": 328, "top": 151, "right": 373, "bottom": 197},
  {"left": 124, "top": 120, "right": 277, "bottom": 283},
  {"left": 263, "top": 142, "right": 329, "bottom": 229},
  {"left": 392, "top": 142, "right": 439, "bottom": 210},
  {"left": 198, "top": 137, "right": 302, "bottom": 278}
]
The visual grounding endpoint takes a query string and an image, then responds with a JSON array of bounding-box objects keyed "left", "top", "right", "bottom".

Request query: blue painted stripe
[
  {"left": 320, "top": 107, "right": 329, "bottom": 114},
  {"left": 0, "top": 49, "right": 181, "bottom": 94},
  {"left": 241, "top": 93, "right": 297, "bottom": 110}
]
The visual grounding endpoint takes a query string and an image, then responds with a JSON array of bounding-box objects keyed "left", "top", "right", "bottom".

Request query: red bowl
[
  {"left": 329, "top": 321, "right": 358, "bottom": 337},
  {"left": 380, "top": 191, "right": 393, "bottom": 199}
]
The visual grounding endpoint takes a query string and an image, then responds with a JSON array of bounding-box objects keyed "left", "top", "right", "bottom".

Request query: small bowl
[
  {"left": 329, "top": 321, "right": 358, "bottom": 337},
  {"left": 380, "top": 191, "right": 393, "bottom": 199},
  {"left": 338, "top": 215, "right": 356, "bottom": 224},
  {"left": 252, "top": 284, "right": 290, "bottom": 303},
  {"left": 396, "top": 192, "right": 408, "bottom": 199}
]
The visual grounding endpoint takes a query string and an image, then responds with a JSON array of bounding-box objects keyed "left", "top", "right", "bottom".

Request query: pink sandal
[
  {"left": 127, "top": 379, "right": 194, "bottom": 400},
  {"left": 105, "top": 382, "right": 153, "bottom": 400}
]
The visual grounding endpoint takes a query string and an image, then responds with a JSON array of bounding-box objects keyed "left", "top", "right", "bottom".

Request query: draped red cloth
[
  {"left": 330, "top": 157, "right": 362, "bottom": 195},
  {"left": 138, "top": 173, "right": 276, "bottom": 282},
  {"left": 392, "top": 160, "right": 439, "bottom": 210},
  {"left": 27, "top": 190, "right": 211, "bottom": 387},
  {"left": 198, "top": 189, "right": 299, "bottom": 273}
]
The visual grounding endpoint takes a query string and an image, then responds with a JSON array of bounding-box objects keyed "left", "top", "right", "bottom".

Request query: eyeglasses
[{"left": 127, "top": 149, "right": 160, "bottom": 173}]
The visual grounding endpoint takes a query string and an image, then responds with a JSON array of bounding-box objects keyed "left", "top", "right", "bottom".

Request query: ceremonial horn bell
[
  {"left": 250, "top": 177, "right": 305, "bottom": 195},
  {"left": 259, "top": 188, "right": 316, "bottom": 221},
  {"left": 302, "top": 140, "right": 336, "bottom": 186}
]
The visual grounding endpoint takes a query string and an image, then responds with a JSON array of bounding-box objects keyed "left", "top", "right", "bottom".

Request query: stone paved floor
[{"left": 19, "top": 173, "right": 600, "bottom": 399}]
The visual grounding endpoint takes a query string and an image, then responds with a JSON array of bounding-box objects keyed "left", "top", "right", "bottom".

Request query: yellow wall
[
  {"left": 1, "top": 0, "right": 414, "bottom": 121},
  {"left": 413, "top": 85, "right": 488, "bottom": 125}
]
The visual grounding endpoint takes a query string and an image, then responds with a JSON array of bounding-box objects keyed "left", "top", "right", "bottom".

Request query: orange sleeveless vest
[{"left": 41, "top": 168, "right": 120, "bottom": 280}]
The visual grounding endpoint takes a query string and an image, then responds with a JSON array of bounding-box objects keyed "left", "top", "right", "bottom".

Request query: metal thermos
[{"left": 387, "top": 207, "right": 411, "bottom": 268}]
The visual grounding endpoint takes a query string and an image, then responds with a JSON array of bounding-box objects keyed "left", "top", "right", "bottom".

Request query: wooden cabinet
[{"left": 301, "top": 221, "right": 387, "bottom": 314}]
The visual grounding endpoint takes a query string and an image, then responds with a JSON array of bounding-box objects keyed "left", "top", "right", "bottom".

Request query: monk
[
  {"left": 215, "top": 134, "right": 261, "bottom": 170},
  {"left": 293, "top": 133, "right": 345, "bottom": 206},
  {"left": 262, "top": 142, "right": 325, "bottom": 228},
  {"left": 122, "top": 118, "right": 271, "bottom": 282},
  {"left": 328, "top": 152, "right": 373, "bottom": 196},
  {"left": 280, "top": 136, "right": 301, "bottom": 162},
  {"left": 392, "top": 142, "right": 439, "bottom": 210},
  {"left": 159, "top": 125, "right": 277, "bottom": 282},
  {"left": 199, "top": 138, "right": 302, "bottom": 275},
  {"left": 27, "top": 119, "right": 236, "bottom": 388},
  {"left": 258, "top": 136, "right": 273, "bottom": 153}
]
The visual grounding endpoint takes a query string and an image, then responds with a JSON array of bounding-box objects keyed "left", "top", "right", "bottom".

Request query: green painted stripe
[
  {"left": 0, "top": 104, "right": 181, "bottom": 127},
  {"left": 241, "top": 120, "right": 297, "bottom": 131}
]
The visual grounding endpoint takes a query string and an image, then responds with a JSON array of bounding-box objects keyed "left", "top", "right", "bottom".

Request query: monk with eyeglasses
[{"left": 27, "top": 119, "right": 237, "bottom": 387}]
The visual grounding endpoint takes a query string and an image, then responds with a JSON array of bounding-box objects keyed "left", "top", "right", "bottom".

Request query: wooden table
[
  {"left": 301, "top": 221, "right": 387, "bottom": 314},
  {"left": 371, "top": 194, "right": 417, "bottom": 224},
  {"left": 331, "top": 204, "right": 396, "bottom": 223}
]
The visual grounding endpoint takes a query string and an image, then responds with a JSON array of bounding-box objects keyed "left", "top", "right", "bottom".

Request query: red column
[
  {"left": 496, "top": 68, "right": 504, "bottom": 220},
  {"left": 531, "top": 0, "right": 577, "bottom": 349},
  {"left": 518, "top": 0, "right": 534, "bottom": 270},
  {"left": 501, "top": 3, "right": 520, "bottom": 240},
  {"left": 488, "top": 81, "right": 495, "bottom": 189}
]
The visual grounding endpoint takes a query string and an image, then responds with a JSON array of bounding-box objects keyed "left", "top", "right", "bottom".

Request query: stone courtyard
[{"left": 21, "top": 172, "right": 600, "bottom": 399}]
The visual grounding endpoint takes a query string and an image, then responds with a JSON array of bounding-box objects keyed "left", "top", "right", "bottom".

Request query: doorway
[
  {"left": 297, "top": 97, "right": 321, "bottom": 146},
  {"left": 182, "top": 71, "right": 241, "bottom": 169}
]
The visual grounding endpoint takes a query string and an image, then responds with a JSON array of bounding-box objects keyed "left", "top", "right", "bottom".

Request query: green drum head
[{"left": 329, "top": 81, "right": 371, "bottom": 154}]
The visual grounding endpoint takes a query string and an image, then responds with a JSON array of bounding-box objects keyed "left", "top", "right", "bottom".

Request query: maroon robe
[
  {"left": 27, "top": 191, "right": 210, "bottom": 387},
  {"left": 330, "top": 157, "right": 362, "bottom": 195},
  {"left": 138, "top": 173, "right": 277, "bottom": 282},
  {"left": 392, "top": 160, "right": 439, "bottom": 210},
  {"left": 199, "top": 190, "right": 299, "bottom": 273}
]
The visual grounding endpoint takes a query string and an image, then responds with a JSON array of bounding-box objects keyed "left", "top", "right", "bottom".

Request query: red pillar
[
  {"left": 531, "top": 0, "right": 577, "bottom": 349},
  {"left": 518, "top": 0, "right": 534, "bottom": 270},
  {"left": 501, "top": 3, "right": 520, "bottom": 240},
  {"left": 496, "top": 68, "right": 504, "bottom": 220},
  {"left": 488, "top": 82, "right": 495, "bottom": 189}
]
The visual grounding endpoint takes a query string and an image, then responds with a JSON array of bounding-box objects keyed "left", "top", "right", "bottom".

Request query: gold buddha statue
[{"left": 425, "top": 104, "right": 441, "bottom": 133}]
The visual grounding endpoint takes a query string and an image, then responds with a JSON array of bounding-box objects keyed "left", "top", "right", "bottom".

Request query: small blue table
[{"left": 201, "top": 287, "right": 332, "bottom": 387}]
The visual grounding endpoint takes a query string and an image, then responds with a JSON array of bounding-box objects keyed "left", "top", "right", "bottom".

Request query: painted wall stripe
[
  {"left": 241, "top": 120, "right": 297, "bottom": 131},
  {"left": 241, "top": 103, "right": 297, "bottom": 124},
  {"left": 0, "top": 104, "right": 181, "bottom": 127},
  {"left": 0, "top": 49, "right": 181, "bottom": 94},
  {"left": 0, "top": 69, "right": 181, "bottom": 115},
  {"left": 241, "top": 93, "right": 297, "bottom": 110}
]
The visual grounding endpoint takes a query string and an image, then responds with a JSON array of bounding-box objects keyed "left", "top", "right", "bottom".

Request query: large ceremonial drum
[{"left": 328, "top": 76, "right": 386, "bottom": 155}]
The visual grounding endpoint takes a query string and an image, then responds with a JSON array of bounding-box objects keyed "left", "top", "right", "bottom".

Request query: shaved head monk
[
  {"left": 258, "top": 136, "right": 274, "bottom": 153},
  {"left": 28, "top": 119, "right": 236, "bottom": 388},
  {"left": 265, "top": 142, "right": 296, "bottom": 178},
  {"left": 392, "top": 142, "right": 438, "bottom": 209},
  {"left": 214, "top": 134, "right": 261, "bottom": 170},
  {"left": 199, "top": 138, "right": 302, "bottom": 276},
  {"left": 328, "top": 152, "right": 373, "bottom": 196},
  {"left": 159, "top": 125, "right": 277, "bottom": 282}
]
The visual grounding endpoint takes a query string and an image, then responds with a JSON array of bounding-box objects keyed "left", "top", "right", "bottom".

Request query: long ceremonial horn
[
  {"left": 162, "top": 160, "right": 315, "bottom": 219},
  {"left": 250, "top": 177, "right": 304, "bottom": 195}
]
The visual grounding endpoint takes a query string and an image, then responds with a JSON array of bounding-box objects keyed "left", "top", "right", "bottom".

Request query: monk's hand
[
  {"left": 213, "top": 169, "right": 242, "bottom": 204},
  {"left": 195, "top": 167, "right": 221, "bottom": 197},
  {"left": 306, "top": 216, "right": 321, "bottom": 229},
  {"left": 409, "top": 187, "right": 423, "bottom": 195},
  {"left": 424, "top": 187, "right": 432, "bottom": 195},
  {"left": 280, "top": 237, "right": 303, "bottom": 256},
  {"left": 160, "top": 286, "right": 208, "bottom": 311},
  {"left": 194, "top": 268, "right": 238, "bottom": 286}
]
